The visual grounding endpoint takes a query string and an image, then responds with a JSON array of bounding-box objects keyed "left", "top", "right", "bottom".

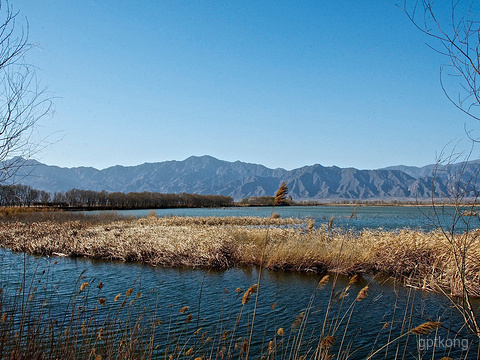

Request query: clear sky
[{"left": 11, "top": 0, "right": 480, "bottom": 170}]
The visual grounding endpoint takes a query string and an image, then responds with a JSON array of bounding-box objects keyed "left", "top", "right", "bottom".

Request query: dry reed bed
[{"left": 0, "top": 215, "right": 479, "bottom": 297}]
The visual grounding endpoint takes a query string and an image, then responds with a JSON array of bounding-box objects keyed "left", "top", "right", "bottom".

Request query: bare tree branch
[
  {"left": 403, "top": 0, "right": 480, "bottom": 121},
  {"left": 0, "top": 2, "right": 52, "bottom": 184}
]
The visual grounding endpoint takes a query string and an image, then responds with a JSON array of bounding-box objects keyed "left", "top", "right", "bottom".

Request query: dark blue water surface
[{"left": 1, "top": 248, "right": 478, "bottom": 359}]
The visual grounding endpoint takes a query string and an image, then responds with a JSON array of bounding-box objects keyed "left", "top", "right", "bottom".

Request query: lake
[{"left": 1, "top": 206, "right": 479, "bottom": 358}]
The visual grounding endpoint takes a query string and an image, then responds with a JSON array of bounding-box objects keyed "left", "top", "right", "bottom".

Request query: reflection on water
[{"left": 1, "top": 248, "right": 478, "bottom": 358}]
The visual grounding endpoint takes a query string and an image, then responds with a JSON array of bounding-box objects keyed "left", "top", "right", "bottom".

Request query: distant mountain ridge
[{"left": 6, "top": 155, "right": 480, "bottom": 201}]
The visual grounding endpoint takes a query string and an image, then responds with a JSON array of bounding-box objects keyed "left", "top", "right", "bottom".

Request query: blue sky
[{"left": 12, "top": 0, "right": 480, "bottom": 170}]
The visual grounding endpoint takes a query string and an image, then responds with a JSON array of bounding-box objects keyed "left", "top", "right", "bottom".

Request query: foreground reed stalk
[{"left": 245, "top": 181, "right": 289, "bottom": 360}]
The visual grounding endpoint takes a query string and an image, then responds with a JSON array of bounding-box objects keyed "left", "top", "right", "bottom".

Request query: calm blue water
[
  {"left": 1, "top": 248, "right": 478, "bottom": 359},
  {"left": 108, "top": 205, "right": 479, "bottom": 232}
]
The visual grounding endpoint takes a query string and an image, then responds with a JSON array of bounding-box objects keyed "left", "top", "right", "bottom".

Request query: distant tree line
[
  {"left": 0, "top": 185, "right": 51, "bottom": 206},
  {"left": 0, "top": 185, "right": 234, "bottom": 209},
  {"left": 1, "top": 185, "right": 440, "bottom": 209}
]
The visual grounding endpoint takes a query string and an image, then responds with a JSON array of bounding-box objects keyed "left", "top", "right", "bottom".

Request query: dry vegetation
[{"left": 0, "top": 213, "right": 479, "bottom": 297}]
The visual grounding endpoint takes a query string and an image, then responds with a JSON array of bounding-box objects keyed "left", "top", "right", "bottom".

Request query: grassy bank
[{"left": 0, "top": 213, "right": 478, "bottom": 297}]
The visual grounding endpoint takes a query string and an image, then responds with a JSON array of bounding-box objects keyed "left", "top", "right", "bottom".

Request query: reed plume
[
  {"left": 410, "top": 321, "right": 442, "bottom": 335},
  {"left": 291, "top": 312, "right": 304, "bottom": 329},
  {"left": 356, "top": 286, "right": 368, "bottom": 301},
  {"left": 242, "top": 339, "right": 248, "bottom": 352},
  {"left": 80, "top": 282, "right": 89, "bottom": 292},
  {"left": 242, "top": 284, "right": 257, "bottom": 305},
  {"left": 318, "top": 275, "right": 330, "bottom": 287},
  {"left": 179, "top": 306, "right": 190, "bottom": 314},
  {"left": 268, "top": 340, "right": 274, "bottom": 354},
  {"left": 320, "top": 335, "right": 336, "bottom": 349},
  {"left": 348, "top": 274, "right": 359, "bottom": 286}
]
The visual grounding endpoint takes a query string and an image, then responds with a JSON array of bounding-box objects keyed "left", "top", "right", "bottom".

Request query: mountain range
[{"left": 6, "top": 155, "right": 480, "bottom": 201}]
